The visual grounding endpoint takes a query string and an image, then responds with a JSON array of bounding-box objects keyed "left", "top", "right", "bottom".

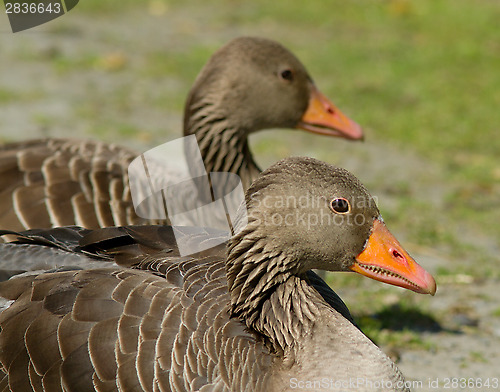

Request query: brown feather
[
  {"left": 57, "top": 314, "right": 94, "bottom": 360},
  {"left": 13, "top": 186, "right": 51, "bottom": 229},
  {"left": 117, "top": 314, "right": 140, "bottom": 354},
  {"left": 135, "top": 340, "right": 155, "bottom": 392},
  {"left": 7, "top": 352, "right": 32, "bottom": 392},
  {"left": 0, "top": 157, "right": 416, "bottom": 392},
  {"left": 24, "top": 313, "right": 62, "bottom": 376},
  {"left": 115, "top": 348, "right": 142, "bottom": 392},
  {"left": 27, "top": 362, "right": 43, "bottom": 392},
  {"left": 88, "top": 318, "right": 119, "bottom": 381},
  {"left": 41, "top": 363, "right": 64, "bottom": 392},
  {"left": 60, "top": 343, "right": 95, "bottom": 392}
]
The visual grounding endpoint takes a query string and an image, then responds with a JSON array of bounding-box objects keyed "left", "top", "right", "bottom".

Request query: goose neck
[
  {"left": 184, "top": 102, "right": 261, "bottom": 189},
  {"left": 226, "top": 226, "right": 323, "bottom": 354}
]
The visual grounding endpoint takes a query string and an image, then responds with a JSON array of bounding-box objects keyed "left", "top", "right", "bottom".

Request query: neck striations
[
  {"left": 226, "top": 220, "right": 323, "bottom": 356},
  {"left": 184, "top": 97, "right": 261, "bottom": 190}
]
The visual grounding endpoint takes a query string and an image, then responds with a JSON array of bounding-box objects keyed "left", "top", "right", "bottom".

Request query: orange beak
[
  {"left": 349, "top": 219, "right": 437, "bottom": 295},
  {"left": 297, "top": 84, "right": 364, "bottom": 140}
]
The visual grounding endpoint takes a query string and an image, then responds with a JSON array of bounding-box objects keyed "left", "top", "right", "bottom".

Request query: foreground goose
[
  {"left": 0, "top": 37, "right": 362, "bottom": 231},
  {"left": 0, "top": 157, "right": 435, "bottom": 392}
]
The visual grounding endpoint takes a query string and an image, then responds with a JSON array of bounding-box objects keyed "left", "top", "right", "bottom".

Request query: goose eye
[
  {"left": 330, "top": 198, "right": 350, "bottom": 214},
  {"left": 280, "top": 69, "right": 294, "bottom": 81}
]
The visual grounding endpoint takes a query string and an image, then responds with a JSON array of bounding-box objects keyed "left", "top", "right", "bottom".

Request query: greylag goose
[
  {"left": 0, "top": 157, "right": 435, "bottom": 392},
  {"left": 0, "top": 37, "right": 362, "bottom": 231}
]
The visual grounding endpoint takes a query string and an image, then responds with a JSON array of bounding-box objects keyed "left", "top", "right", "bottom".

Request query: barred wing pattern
[
  {"left": 0, "top": 223, "right": 359, "bottom": 392},
  {"left": 0, "top": 139, "right": 146, "bottom": 231},
  {"left": 0, "top": 258, "right": 272, "bottom": 392}
]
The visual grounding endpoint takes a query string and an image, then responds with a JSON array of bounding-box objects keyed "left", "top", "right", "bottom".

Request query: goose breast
[
  {"left": 0, "top": 157, "right": 436, "bottom": 391},
  {"left": 0, "top": 37, "right": 362, "bottom": 231}
]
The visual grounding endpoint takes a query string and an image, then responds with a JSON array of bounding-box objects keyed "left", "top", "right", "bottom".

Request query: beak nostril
[
  {"left": 392, "top": 249, "right": 404, "bottom": 260},
  {"left": 326, "top": 107, "right": 335, "bottom": 115}
]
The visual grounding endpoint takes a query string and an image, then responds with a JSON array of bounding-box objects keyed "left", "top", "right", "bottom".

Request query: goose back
[
  {"left": 0, "top": 226, "right": 406, "bottom": 392},
  {"left": 0, "top": 156, "right": 434, "bottom": 391},
  {"left": 0, "top": 139, "right": 151, "bottom": 231},
  {"left": 0, "top": 37, "right": 362, "bottom": 232}
]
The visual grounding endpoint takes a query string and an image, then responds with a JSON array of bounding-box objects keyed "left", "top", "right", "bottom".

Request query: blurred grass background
[{"left": 1, "top": 0, "right": 499, "bottom": 352}]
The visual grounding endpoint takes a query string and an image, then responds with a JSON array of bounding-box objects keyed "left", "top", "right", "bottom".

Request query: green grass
[
  {"left": 74, "top": 0, "right": 140, "bottom": 14},
  {"left": 51, "top": 0, "right": 500, "bottom": 158},
  {"left": 0, "top": 88, "right": 20, "bottom": 103},
  {"left": 353, "top": 295, "right": 439, "bottom": 350},
  {"left": 168, "top": 0, "right": 499, "bottom": 250},
  {"left": 66, "top": 0, "right": 499, "bottom": 268},
  {"left": 10, "top": 0, "right": 499, "bottom": 270},
  {"left": 468, "top": 351, "right": 488, "bottom": 364},
  {"left": 3, "top": 1, "right": 496, "bottom": 358}
]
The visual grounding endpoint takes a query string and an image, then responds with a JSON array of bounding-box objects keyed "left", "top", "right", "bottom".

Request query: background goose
[
  {"left": 0, "top": 157, "right": 435, "bottom": 392},
  {"left": 0, "top": 37, "right": 362, "bottom": 231}
]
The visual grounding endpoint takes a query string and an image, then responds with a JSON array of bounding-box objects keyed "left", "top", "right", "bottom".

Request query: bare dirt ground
[{"left": 1, "top": 6, "right": 499, "bottom": 391}]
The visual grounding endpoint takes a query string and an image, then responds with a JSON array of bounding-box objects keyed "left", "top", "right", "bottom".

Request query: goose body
[
  {"left": 0, "top": 157, "right": 436, "bottom": 391},
  {"left": 0, "top": 37, "right": 362, "bottom": 231}
]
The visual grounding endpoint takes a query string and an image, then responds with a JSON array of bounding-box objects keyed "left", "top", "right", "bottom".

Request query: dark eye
[
  {"left": 280, "top": 69, "right": 294, "bottom": 81},
  {"left": 330, "top": 198, "right": 350, "bottom": 214}
]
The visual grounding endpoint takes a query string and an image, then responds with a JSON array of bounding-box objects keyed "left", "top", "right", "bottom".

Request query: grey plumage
[
  {"left": 0, "top": 157, "right": 418, "bottom": 391},
  {"left": 0, "top": 37, "right": 362, "bottom": 232}
]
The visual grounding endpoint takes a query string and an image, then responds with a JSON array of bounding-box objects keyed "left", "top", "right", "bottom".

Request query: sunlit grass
[{"left": 8, "top": 0, "right": 499, "bottom": 267}]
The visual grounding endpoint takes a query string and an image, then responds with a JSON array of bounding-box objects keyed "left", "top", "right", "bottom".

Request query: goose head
[
  {"left": 229, "top": 157, "right": 436, "bottom": 298},
  {"left": 184, "top": 37, "right": 362, "bottom": 139},
  {"left": 183, "top": 38, "right": 363, "bottom": 186}
]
